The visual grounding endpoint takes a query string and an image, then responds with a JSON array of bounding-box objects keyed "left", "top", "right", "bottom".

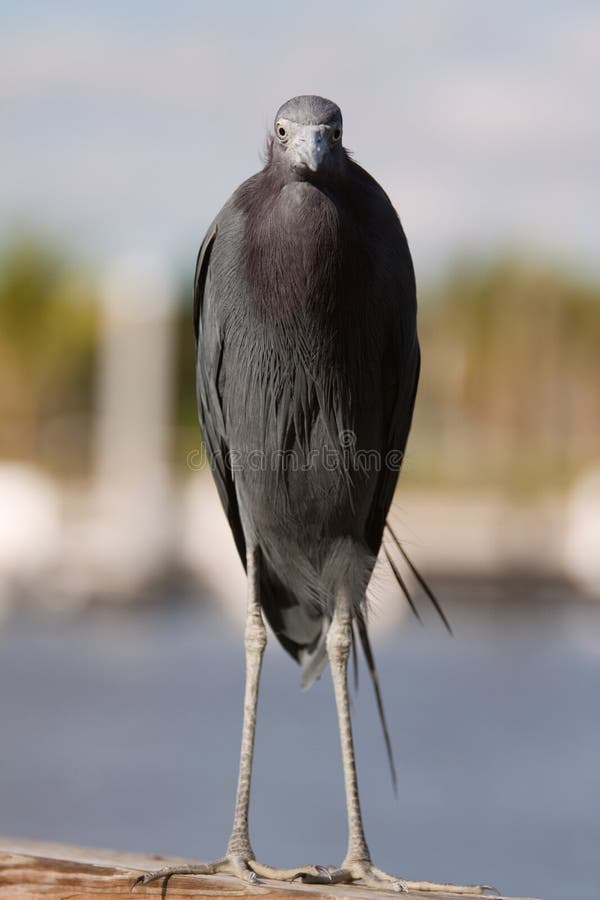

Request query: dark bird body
[
  {"left": 196, "top": 108, "right": 419, "bottom": 682},
  {"left": 136, "top": 96, "right": 486, "bottom": 897}
]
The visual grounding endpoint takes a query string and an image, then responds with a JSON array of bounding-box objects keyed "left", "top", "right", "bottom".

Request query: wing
[
  {"left": 194, "top": 214, "right": 326, "bottom": 667},
  {"left": 364, "top": 257, "right": 420, "bottom": 558},
  {"left": 361, "top": 244, "right": 450, "bottom": 631},
  {"left": 194, "top": 219, "right": 247, "bottom": 566},
  {"left": 341, "top": 158, "right": 421, "bottom": 557}
]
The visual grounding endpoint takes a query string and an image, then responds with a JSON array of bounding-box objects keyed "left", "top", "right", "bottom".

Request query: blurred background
[{"left": 0, "top": 3, "right": 599, "bottom": 899}]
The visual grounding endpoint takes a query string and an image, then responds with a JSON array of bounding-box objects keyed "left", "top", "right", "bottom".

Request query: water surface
[{"left": 1, "top": 593, "right": 598, "bottom": 900}]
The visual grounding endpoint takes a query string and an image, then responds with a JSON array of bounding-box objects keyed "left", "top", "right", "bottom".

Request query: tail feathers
[
  {"left": 299, "top": 618, "right": 329, "bottom": 689},
  {"left": 259, "top": 558, "right": 329, "bottom": 684},
  {"left": 351, "top": 622, "right": 359, "bottom": 692},
  {"left": 302, "top": 609, "right": 397, "bottom": 790},
  {"left": 351, "top": 523, "right": 451, "bottom": 792},
  {"left": 355, "top": 609, "right": 397, "bottom": 793},
  {"left": 383, "top": 544, "right": 422, "bottom": 624},
  {"left": 385, "top": 521, "right": 452, "bottom": 635}
]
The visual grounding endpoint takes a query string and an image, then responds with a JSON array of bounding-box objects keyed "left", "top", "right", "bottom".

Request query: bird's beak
[{"left": 292, "top": 126, "right": 327, "bottom": 173}]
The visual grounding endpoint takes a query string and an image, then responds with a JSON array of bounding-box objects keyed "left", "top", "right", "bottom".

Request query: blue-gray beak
[{"left": 290, "top": 125, "right": 327, "bottom": 173}]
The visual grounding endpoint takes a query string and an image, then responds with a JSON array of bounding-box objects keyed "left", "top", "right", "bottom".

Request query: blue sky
[{"left": 1, "top": 1, "right": 599, "bottom": 279}]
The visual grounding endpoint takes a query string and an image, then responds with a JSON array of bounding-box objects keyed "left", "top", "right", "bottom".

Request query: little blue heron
[{"left": 135, "top": 96, "right": 488, "bottom": 895}]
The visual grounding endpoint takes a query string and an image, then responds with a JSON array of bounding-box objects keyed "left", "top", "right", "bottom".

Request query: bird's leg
[
  {"left": 134, "top": 548, "right": 265, "bottom": 887},
  {"left": 322, "top": 594, "right": 493, "bottom": 895},
  {"left": 133, "top": 548, "right": 330, "bottom": 891},
  {"left": 223, "top": 543, "right": 266, "bottom": 867},
  {"left": 133, "top": 571, "right": 491, "bottom": 895},
  {"left": 325, "top": 595, "right": 375, "bottom": 875}
]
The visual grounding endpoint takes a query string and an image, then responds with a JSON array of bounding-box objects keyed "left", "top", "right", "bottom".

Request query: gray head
[{"left": 271, "top": 95, "right": 344, "bottom": 177}]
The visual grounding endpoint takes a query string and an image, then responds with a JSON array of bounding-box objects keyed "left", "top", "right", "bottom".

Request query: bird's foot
[
  {"left": 303, "top": 859, "right": 498, "bottom": 894},
  {"left": 132, "top": 856, "right": 498, "bottom": 895},
  {"left": 131, "top": 857, "right": 334, "bottom": 891},
  {"left": 131, "top": 856, "right": 257, "bottom": 890},
  {"left": 250, "top": 860, "right": 335, "bottom": 883}
]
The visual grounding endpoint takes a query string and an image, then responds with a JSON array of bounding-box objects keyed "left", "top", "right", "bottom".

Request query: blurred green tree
[
  {"left": 413, "top": 260, "right": 600, "bottom": 493},
  {"left": 0, "top": 236, "right": 98, "bottom": 475},
  {"left": 173, "top": 275, "right": 201, "bottom": 469}
]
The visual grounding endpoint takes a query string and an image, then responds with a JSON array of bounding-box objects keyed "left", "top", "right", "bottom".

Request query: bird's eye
[
  {"left": 276, "top": 123, "right": 288, "bottom": 142},
  {"left": 332, "top": 126, "right": 342, "bottom": 142}
]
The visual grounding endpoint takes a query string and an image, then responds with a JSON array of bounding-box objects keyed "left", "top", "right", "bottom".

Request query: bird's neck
[{"left": 244, "top": 178, "right": 345, "bottom": 311}]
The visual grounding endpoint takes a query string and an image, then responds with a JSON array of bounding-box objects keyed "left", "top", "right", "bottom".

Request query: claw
[
  {"left": 316, "top": 865, "right": 333, "bottom": 881},
  {"left": 131, "top": 870, "right": 172, "bottom": 891},
  {"left": 291, "top": 866, "right": 332, "bottom": 884}
]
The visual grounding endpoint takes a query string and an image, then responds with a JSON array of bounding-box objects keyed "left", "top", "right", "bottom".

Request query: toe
[
  {"left": 131, "top": 862, "right": 218, "bottom": 890},
  {"left": 292, "top": 866, "right": 334, "bottom": 884},
  {"left": 248, "top": 862, "right": 336, "bottom": 884}
]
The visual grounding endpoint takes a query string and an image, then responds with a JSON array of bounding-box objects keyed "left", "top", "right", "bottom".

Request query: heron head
[{"left": 271, "top": 95, "right": 344, "bottom": 178}]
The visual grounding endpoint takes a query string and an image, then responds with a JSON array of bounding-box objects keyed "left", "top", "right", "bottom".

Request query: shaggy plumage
[{"left": 195, "top": 96, "right": 419, "bottom": 694}]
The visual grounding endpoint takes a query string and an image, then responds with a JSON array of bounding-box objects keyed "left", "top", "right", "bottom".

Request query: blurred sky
[{"left": 1, "top": 1, "right": 599, "bottom": 278}]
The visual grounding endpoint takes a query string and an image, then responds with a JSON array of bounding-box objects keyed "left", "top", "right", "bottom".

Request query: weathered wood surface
[{"left": 0, "top": 839, "right": 538, "bottom": 900}]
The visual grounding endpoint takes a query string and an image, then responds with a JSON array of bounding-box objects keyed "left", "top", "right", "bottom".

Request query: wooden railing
[{"left": 0, "top": 838, "right": 539, "bottom": 899}]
